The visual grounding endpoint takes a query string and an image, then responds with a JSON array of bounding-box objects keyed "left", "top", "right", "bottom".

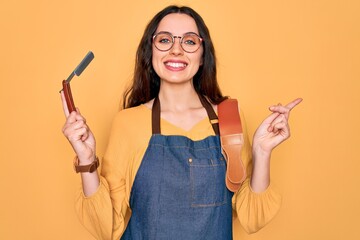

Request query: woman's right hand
[{"left": 60, "top": 91, "right": 96, "bottom": 164}]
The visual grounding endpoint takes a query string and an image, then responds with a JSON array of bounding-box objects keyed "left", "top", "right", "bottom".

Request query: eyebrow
[{"left": 154, "top": 31, "right": 200, "bottom": 36}]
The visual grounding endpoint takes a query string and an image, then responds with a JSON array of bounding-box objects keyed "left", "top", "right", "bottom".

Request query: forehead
[{"left": 156, "top": 13, "right": 199, "bottom": 35}]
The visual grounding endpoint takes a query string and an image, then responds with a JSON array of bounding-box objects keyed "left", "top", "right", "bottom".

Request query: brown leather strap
[
  {"left": 218, "top": 99, "right": 246, "bottom": 192},
  {"left": 218, "top": 99, "right": 243, "bottom": 135},
  {"left": 151, "top": 95, "right": 219, "bottom": 135}
]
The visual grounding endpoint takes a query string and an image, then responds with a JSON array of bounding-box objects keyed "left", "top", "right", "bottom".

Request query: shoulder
[
  {"left": 113, "top": 104, "right": 151, "bottom": 124},
  {"left": 108, "top": 105, "right": 151, "bottom": 136},
  {"left": 110, "top": 104, "right": 152, "bottom": 142}
]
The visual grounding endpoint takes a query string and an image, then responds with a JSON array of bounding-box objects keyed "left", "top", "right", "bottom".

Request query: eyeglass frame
[{"left": 152, "top": 31, "right": 204, "bottom": 53}]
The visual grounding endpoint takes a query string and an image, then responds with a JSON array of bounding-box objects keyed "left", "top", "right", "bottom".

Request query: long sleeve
[
  {"left": 75, "top": 176, "right": 123, "bottom": 240},
  {"left": 74, "top": 111, "right": 138, "bottom": 240},
  {"left": 232, "top": 109, "right": 282, "bottom": 234}
]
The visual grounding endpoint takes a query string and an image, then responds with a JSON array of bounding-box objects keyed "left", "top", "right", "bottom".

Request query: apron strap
[
  {"left": 198, "top": 94, "right": 220, "bottom": 135},
  {"left": 151, "top": 94, "right": 220, "bottom": 135},
  {"left": 152, "top": 96, "right": 161, "bottom": 134}
]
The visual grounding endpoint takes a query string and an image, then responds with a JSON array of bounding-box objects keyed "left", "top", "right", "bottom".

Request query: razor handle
[{"left": 62, "top": 80, "right": 76, "bottom": 113}]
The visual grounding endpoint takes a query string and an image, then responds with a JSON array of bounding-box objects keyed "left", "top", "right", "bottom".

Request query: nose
[{"left": 169, "top": 36, "right": 184, "bottom": 55}]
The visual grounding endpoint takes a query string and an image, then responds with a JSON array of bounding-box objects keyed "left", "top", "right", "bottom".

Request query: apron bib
[{"left": 121, "top": 96, "right": 233, "bottom": 240}]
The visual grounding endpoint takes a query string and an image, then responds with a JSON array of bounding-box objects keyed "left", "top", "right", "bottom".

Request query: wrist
[
  {"left": 252, "top": 145, "right": 271, "bottom": 162},
  {"left": 77, "top": 154, "right": 96, "bottom": 165},
  {"left": 73, "top": 156, "right": 100, "bottom": 173}
]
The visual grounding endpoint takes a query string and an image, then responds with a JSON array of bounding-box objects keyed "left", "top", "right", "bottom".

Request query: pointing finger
[
  {"left": 285, "top": 98, "right": 303, "bottom": 111},
  {"left": 269, "top": 98, "right": 302, "bottom": 119}
]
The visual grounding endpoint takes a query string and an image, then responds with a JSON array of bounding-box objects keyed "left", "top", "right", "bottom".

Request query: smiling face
[{"left": 152, "top": 13, "right": 203, "bottom": 85}]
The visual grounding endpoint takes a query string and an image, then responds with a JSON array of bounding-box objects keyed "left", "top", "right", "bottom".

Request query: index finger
[
  {"left": 60, "top": 90, "right": 70, "bottom": 118},
  {"left": 285, "top": 98, "right": 303, "bottom": 111}
]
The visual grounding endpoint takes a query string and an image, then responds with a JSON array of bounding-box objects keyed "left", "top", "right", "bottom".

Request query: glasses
[{"left": 152, "top": 31, "right": 203, "bottom": 53}]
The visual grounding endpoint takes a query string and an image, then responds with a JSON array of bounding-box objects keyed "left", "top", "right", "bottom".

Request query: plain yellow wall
[{"left": 1, "top": 0, "right": 359, "bottom": 239}]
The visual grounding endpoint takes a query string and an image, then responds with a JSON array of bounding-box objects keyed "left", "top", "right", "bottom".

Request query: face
[{"left": 152, "top": 13, "right": 203, "bottom": 85}]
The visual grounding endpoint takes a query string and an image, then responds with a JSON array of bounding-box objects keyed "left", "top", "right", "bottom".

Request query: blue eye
[
  {"left": 184, "top": 40, "right": 196, "bottom": 45},
  {"left": 155, "top": 33, "right": 172, "bottom": 45},
  {"left": 183, "top": 34, "right": 199, "bottom": 46},
  {"left": 159, "top": 38, "right": 171, "bottom": 43}
]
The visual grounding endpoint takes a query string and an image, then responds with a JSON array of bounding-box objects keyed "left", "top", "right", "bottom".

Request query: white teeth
[{"left": 165, "top": 62, "right": 187, "bottom": 68}]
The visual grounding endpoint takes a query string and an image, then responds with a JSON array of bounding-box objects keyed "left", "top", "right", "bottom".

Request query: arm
[
  {"left": 61, "top": 91, "right": 100, "bottom": 196},
  {"left": 60, "top": 92, "right": 129, "bottom": 239},
  {"left": 250, "top": 98, "right": 302, "bottom": 192},
  {"left": 232, "top": 99, "right": 302, "bottom": 233}
]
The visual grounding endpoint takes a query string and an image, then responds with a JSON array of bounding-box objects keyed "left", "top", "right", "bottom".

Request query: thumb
[
  {"left": 262, "top": 112, "right": 280, "bottom": 125},
  {"left": 60, "top": 91, "right": 70, "bottom": 117}
]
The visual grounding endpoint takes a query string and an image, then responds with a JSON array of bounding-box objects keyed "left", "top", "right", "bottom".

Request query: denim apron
[{"left": 121, "top": 96, "right": 234, "bottom": 240}]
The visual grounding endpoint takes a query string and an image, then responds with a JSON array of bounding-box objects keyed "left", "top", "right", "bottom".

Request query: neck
[{"left": 158, "top": 80, "right": 201, "bottom": 112}]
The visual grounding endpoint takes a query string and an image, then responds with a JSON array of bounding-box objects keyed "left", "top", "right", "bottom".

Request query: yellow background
[{"left": 1, "top": 0, "right": 359, "bottom": 239}]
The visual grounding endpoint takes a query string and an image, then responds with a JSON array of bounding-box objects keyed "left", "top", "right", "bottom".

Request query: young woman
[{"left": 61, "top": 5, "right": 301, "bottom": 240}]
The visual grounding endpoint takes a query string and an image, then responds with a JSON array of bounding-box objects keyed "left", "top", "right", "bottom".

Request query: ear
[{"left": 200, "top": 56, "right": 204, "bottom": 66}]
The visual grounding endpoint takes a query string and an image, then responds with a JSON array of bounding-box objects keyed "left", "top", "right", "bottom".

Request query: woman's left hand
[{"left": 252, "top": 98, "right": 303, "bottom": 156}]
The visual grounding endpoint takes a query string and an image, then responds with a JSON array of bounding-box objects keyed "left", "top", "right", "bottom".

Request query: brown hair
[{"left": 122, "top": 5, "right": 226, "bottom": 109}]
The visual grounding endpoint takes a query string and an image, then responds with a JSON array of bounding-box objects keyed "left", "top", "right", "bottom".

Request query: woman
[{"left": 61, "top": 5, "right": 301, "bottom": 240}]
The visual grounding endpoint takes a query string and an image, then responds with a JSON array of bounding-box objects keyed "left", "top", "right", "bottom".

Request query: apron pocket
[{"left": 190, "top": 157, "right": 227, "bottom": 207}]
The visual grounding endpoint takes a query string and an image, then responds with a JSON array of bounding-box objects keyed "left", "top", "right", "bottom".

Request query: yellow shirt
[{"left": 75, "top": 104, "right": 281, "bottom": 240}]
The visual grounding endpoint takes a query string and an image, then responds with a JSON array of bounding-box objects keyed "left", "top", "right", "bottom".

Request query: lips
[{"left": 164, "top": 61, "right": 188, "bottom": 71}]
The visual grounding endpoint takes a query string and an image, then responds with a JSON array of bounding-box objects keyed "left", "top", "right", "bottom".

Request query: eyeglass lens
[{"left": 153, "top": 33, "right": 202, "bottom": 53}]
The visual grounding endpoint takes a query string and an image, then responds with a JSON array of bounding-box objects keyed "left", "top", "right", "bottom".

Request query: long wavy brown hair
[{"left": 122, "top": 5, "right": 226, "bottom": 109}]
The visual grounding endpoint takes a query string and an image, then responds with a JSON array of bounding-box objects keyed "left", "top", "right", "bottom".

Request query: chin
[{"left": 160, "top": 75, "right": 193, "bottom": 84}]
